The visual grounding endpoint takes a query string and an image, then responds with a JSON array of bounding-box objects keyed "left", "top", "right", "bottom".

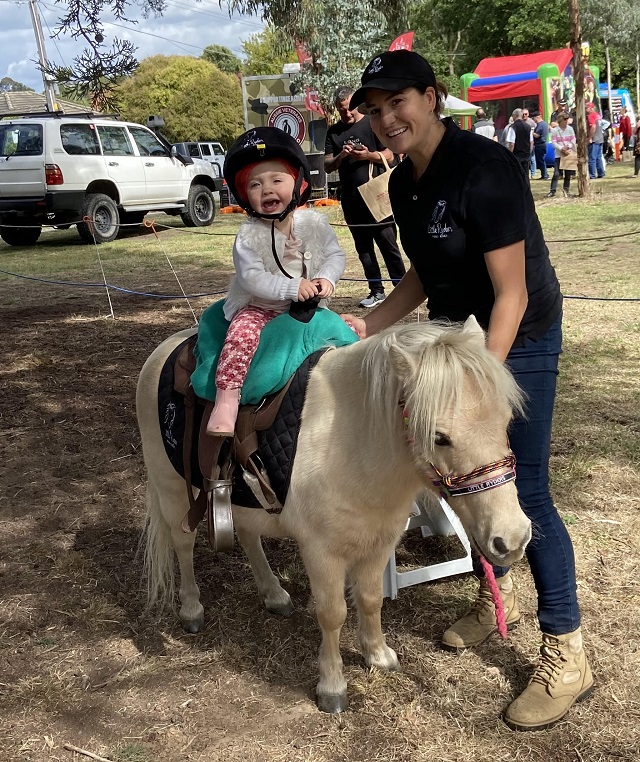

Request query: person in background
[
  {"left": 324, "top": 86, "right": 406, "bottom": 308},
  {"left": 550, "top": 99, "right": 570, "bottom": 127},
  {"left": 586, "top": 102, "right": 606, "bottom": 179},
  {"left": 506, "top": 108, "right": 534, "bottom": 177},
  {"left": 632, "top": 119, "right": 640, "bottom": 177},
  {"left": 522, "top": 108, "right": 537, "bottom": 179},
  {"left": 342, "top": 48, "right": 593, "bottom": 732},
  {"left": 546, "top": 113, "right": 576, "bottom": 198},
  {"left": 471, "top": 107, "right": 497, "bottom": 140},
  {"left": 531, "top": 110, "right": 550, "bottom": 180},
  {"left": 619, "top": 108, "right": 632, "bottom": 155}
]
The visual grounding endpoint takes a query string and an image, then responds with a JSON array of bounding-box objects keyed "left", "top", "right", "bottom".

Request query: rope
[
  {"left": 143, "top": 220, "right": 199, "bottom": 326},
  {"left": 84, "top": 216, "right": 115, "bottom": 319},
  {"left": 479, "top": 556, "right": 508, "bottom": 639}
]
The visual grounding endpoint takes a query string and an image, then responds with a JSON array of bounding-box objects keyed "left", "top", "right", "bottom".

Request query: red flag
[
  {"left": 388, "top": 32, "right": 414, "bottom": 51},
  {"left": 305, "top": 87, "right": 325, "bottom": 116},
  {"left": 295, "top": 41, "right": 313, "bottom": 66}
]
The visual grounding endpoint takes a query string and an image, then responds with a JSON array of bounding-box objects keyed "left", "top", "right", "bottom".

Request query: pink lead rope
[{"left": 479, "top": 555, "right": 508, "bottom": 639}]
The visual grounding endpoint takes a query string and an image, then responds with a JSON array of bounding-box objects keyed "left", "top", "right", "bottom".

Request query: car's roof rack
[{"left": 0, "top": 111, "right": 121, "bottom": 121}]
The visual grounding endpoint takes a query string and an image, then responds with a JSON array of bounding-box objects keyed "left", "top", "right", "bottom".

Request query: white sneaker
[{"left": 359, "top": 292, "right": 386, "bottom": 308}]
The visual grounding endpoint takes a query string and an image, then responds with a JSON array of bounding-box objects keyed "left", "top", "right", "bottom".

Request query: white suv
[{"left": 0, "top": 114, "right": 223, "bottom": 245}]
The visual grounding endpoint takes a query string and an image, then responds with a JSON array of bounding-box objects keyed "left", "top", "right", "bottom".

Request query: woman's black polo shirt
[{"left": 390, "top": 118, "right": 562, "bottom": 345}]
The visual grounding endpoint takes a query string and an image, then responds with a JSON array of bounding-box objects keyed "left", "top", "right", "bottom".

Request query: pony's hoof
[
  {"left": 266, "top": 599, "right": 294, "bottom": 617},
  {"left": 181, "top": 615, "right": 204, "bottom": 634},
  {"left": 316, "top": 691, "right": 349, "bottom": 714}
]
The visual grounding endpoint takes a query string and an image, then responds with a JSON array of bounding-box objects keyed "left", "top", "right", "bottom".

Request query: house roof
[{"left": 0, "top": 90, "right": 99, "bottom": 118}]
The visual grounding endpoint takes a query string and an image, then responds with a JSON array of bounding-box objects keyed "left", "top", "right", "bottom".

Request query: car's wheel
[
  {"left": 180, "top": 184, "right": 215, "bottom": 227},
  {"left": 119, "top": 210, "right": 146, "bottom": 226},
  {"left": 0, "top": 225, "right": 42, "bottom": 246},
  {"left": 77, "top": 193, "right": 119, "bottom": 244}
]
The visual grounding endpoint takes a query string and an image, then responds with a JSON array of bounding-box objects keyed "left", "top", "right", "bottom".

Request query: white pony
[{"left": 137, "top": 316, "right": 531, "bottom": 713}]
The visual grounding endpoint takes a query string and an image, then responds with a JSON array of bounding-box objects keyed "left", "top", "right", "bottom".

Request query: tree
[
  {"left": 115, "top": 55, "right": 244, "bottom": 145},
  {"left": 0, "top": 77, "right": 34, "bottom": 92},
  {"left": 242, "top": 27, "right": 297, "bottom": 76},
  {"left": 201, "top": 45, "right": 243, "bottom": 75}
]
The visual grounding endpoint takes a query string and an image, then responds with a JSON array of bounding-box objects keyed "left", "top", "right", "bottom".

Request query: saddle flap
[{"left": 174, "top": 337, "right": 197, "bottom": 396}]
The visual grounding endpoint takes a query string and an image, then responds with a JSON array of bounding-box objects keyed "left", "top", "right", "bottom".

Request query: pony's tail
[{"left": 140, "top": 481, "right": 176, "bottom": 616}]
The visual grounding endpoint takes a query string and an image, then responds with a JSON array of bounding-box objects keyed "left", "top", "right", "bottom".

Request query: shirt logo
[
  {"left": 428, "top": 200, "right": 452, "bottom": 238},
  {"left": 367, "top": 57, "right": 383, "bottom": 74}
]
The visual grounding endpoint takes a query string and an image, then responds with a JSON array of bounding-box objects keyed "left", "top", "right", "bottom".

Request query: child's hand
[
  {"left": 298, "top": 278, "right": 319, "bottom": 301},
  {"left": 312, "top": 278, "right": 334, "bottom": 298}
]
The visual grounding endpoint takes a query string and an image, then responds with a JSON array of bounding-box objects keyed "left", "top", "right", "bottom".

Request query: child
[{"left": 207, "top": 127, "right": 347, "bottom": 436}]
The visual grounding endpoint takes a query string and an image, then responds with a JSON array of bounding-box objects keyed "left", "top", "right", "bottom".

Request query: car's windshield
[{"left": 0, "top": 123, "right": 43, "bottom": 157}]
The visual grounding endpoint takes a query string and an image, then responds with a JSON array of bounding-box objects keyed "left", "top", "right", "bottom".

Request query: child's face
[{"left": 246, "top": 160, "right": 296, "bottom": 215}]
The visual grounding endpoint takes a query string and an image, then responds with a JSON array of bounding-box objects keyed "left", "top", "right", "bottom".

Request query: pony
[{"left": 137, "top": 316, "right": 532, "bottom": 714}]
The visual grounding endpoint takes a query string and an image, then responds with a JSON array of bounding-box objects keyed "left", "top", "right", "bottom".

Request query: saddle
[{"left": 172, "top": 336, "right": 323, "bottom": 553}]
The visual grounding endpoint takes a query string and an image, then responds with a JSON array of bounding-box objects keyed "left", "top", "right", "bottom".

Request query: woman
[
  {"left": 342, "top": 50, "right": 593, "bottom": 731},
  {"left": 546, "top": 112, "right": 576, "bottom": 198}
]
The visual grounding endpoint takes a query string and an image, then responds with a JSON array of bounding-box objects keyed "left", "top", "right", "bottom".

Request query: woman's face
[{"left": 365, "top": 86, "right": 437, "bottom": 157}]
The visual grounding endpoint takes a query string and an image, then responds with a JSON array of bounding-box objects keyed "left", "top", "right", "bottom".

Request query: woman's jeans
[{"left": 477, "top": 314, "right": 581, "bottom": 635}]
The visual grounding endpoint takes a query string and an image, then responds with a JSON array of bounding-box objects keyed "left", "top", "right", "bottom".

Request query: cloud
[{"left": 1, "top": 0, "right": 264, "bottom": 92}]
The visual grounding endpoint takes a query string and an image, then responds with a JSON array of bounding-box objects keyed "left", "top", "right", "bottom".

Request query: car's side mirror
[{"left": 170, "top": 145, "right": 178, "bottom": 157}]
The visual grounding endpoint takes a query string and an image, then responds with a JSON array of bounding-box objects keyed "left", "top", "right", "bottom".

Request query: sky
[{"left": 0, "top": 0, "right": 265, "bottom": 93}]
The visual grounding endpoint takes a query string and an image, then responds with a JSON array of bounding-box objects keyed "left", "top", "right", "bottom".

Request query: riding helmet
[{"left": 224, "top": 127, "right": 312, "bottom": 219}]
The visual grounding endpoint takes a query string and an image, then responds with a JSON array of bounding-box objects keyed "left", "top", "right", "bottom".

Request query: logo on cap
[{"left": 367, "top": 57, "right": 383, "bottom": 74}]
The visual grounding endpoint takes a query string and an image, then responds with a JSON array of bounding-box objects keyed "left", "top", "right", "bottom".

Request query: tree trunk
[
  {"left": 568, "top": 0, "right": 590, "bottom": 197},
  {"left": 606, "top": 43, "right": 613, "bottom": 118}
]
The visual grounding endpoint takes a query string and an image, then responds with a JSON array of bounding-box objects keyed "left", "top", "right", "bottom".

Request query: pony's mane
[{"left": 362, "top": 321, "right": 524, "bottom": 448}]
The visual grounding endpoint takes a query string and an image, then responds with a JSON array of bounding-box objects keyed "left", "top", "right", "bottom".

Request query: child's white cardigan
[{"left": 223, "top": 209, "right": 346, "bottom": 321}]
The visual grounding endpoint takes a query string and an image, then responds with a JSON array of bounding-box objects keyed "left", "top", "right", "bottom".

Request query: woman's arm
[
  {"left": 341, "top": 265, "right": 426, "bottom": 338},
  {"left": 484, "top": 241, "right": 528, "bottom": 362}
]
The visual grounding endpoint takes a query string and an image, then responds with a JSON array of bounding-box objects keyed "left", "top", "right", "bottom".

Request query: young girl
[{"left": 207, "top": 127, "right": 346, "bottom": 436}]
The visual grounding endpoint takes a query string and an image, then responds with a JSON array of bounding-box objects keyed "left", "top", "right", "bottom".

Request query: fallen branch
[{"left": 63, "top": 743, "right": 113, "bottom": 762}]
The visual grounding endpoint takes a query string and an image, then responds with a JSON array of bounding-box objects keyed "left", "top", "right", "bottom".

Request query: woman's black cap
[{"left": 350, "top": 51, "right": 437, "bottom": 109}]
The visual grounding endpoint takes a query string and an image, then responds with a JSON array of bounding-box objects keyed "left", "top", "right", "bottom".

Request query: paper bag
[
  {"left": 559, "top": 151, "right": 577, "bottom": 171},
  {"left": 357, "top": 155, "right": 393, "bottom": 222}
]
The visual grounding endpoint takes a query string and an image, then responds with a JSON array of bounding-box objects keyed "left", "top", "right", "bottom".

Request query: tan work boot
[
  {"left": 441, "top": 572, "right": 520, "bottom": 650},
  {"left": 504, "top": 628, "right": 594, "bottom": 731}
]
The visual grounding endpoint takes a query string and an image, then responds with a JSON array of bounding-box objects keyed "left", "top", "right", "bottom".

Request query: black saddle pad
[{"left": 157, "top": 338, "right": 326, "bottom": 507}]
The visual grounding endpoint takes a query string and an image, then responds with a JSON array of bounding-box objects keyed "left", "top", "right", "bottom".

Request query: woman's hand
[
  {"left": 312, "top": 278, "right": 334, "bottom": 298},
  {"left": 340, "top": 314, "right": 367, "bottom": 339},
  {"left": 298, "top": 278, "right": 320, "bottom": 301}
]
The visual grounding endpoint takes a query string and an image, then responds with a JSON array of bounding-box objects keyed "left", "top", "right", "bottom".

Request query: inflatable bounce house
[{"left": 461, "top": 49, "right": 600, "bottom": 163}]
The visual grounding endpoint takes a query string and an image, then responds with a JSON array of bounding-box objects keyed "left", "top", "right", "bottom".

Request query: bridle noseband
[{"left": 429, "top": 454, "right": 516, "bottom": 500}]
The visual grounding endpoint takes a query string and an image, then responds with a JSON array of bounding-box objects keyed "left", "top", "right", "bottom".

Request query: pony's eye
[{"left": 434, "top": 432, "right": 451, "bottom": 447}]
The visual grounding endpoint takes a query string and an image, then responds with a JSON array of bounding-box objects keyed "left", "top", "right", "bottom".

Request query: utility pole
[{"left": 28, "top": 0, "right": 57, "bottom": 112}]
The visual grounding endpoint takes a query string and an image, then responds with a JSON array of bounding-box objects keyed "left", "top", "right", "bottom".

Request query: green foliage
[
  {"left": 242, "top": 27, "right": 298, "bottom": 75},
  {"left": 115, "top": 56, "right": 244, "bottom": 145},
  {"left": 201, "top": 44, "right": 243, "bottom": 74},
  {"left": 0, "top": 77, "right": 34, "bottom": 92}
]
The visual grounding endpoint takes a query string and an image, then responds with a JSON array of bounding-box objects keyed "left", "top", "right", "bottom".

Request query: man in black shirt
[
  {"left": 507, "top": 108, "right": 533, "bottom": 177},
  {"left": 324, "top": 86, "right": 405, "bottom": 307}
]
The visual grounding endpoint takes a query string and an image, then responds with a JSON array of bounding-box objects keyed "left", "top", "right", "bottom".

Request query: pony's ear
[
  {"left": 462, "top": 314, "right": 486, "bottom": 345},
  {"left": 389, "top": 344, "right": 418, "bottom": 380}
]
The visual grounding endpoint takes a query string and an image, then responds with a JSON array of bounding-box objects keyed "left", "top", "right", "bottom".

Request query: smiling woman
[{"left": 340, "top": 48, "right": 594, "bottom": 732}]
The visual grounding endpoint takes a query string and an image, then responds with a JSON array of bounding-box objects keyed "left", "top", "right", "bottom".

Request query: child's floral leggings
[{"left": 215, "top": 305, "right": 279, "bottom": 389}]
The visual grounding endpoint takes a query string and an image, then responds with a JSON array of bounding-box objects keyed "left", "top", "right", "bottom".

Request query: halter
[
  {"left": 400, "top": 403, "right": 517, "bottom": 500},
  {"left": 430, "top": 454, "right": 517, "bottom": 500}
]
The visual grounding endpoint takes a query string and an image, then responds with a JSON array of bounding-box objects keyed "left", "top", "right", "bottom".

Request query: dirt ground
[{"left": 1, "top": 264, "right": 639, "bottom": 762}]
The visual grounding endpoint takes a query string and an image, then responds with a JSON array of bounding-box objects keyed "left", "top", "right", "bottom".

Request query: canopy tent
[{"left": 442, "top": 94, "right": 478, "bottom": 116}]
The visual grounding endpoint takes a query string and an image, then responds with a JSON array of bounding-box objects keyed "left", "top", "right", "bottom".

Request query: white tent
[{"left": 442, "top": 94, "right": 479, "bottom": 116}]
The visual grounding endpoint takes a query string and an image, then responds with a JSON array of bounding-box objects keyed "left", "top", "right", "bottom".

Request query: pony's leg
[
  {"left": 233, "top": 506, "right": 293, "bottom": 616},
  {"left": 171, "top": 516, "right": 204, "bottom": 633},
  {"left": 350, "top": 553, "right": 399, "bottom": 671},
  {"left": 301, "top": 547, "right": 349, "bottom": 714}
]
